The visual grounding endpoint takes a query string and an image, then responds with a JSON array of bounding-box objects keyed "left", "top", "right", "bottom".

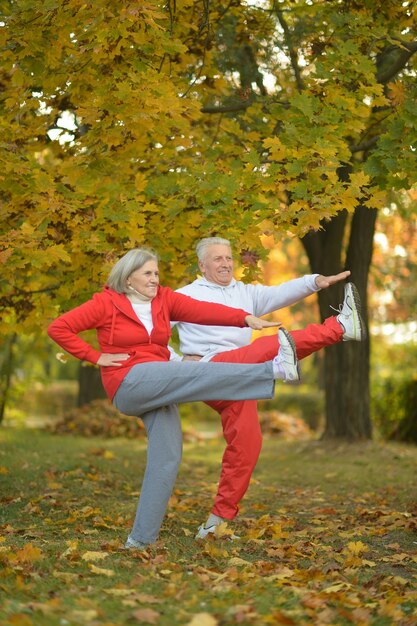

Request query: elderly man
[{"left": 173, "top": 237, "right": 364, "bottom": 539}]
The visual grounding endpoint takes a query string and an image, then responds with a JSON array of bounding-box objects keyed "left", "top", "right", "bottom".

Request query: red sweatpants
[{"left": 207, "top": 316, "right": 343, "bottom": 519}]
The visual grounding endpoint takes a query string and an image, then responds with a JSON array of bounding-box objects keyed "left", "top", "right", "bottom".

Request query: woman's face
[{"left": 127, "top": 260, "right": 159, "bottom": 301}]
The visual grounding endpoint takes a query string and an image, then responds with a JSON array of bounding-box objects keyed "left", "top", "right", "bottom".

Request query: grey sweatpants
[{"left": 113, "top": 360, "right": 275, "bottom": 544}]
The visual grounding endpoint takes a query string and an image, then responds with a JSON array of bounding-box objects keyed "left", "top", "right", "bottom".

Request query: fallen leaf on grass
[
  {"left": 347, "top": 541, "right": 368, "bottom": 554},
  {"left": 269, "top": 610, "right": 297, "bottom": 625},
  {"left": 9, "top": 543, "right": 43, "bottom": 565},
  {"left": 131, "top": 607, "right": 160, "bottom": 623},
  {"left": 81, "top": 550, "right": 109, "bottom": 562},
  {"left": 214, "top": 522, "right": 237, "bottom": 538},
  {"left": 202, "top": 543, "right": 229, "bottom": 558},
  {"left": 68, "top": 609, "right": 99, "bottom": 622},
  {"left": 301, "top": 593, "right": 328, "bottom": 610},
  {"left": 351, "top": 606, "right": 372, "bottom": 622},
  {"left": 323, "top": 581, "right": 353, "bottom": 594},
  {"left": 271, "top": 566, "right": 296, "bottom": 581},
  {"left": 104, "top": 588, "right": 162, "bottom": 604},
  {"left": 89, "top": 564, "right": 115, "bottom": 577},
  {"left": 52, "top": 570, "right": 80, "bottom": 583},
  {"left": 186, "top": 613, "right": 218, "bottom": 626},
  {"left": 104, "top": 588, "right": 136, "bottom": 597},
  {"left": 60, "top": 540, "right": 79, "bottom": 558},
  {"left": 228, "top": 557, "right": 251, "bottom": 567}
]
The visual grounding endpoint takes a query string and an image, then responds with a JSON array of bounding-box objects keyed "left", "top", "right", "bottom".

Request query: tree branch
[
  {"left": 349, "top": 136, "right": 380, "bottom": 153},
  {"left": 377, "top": 39, "right": 417, "bottom": 84},
  {"left": 274, "top": 2, "right": 304, "bottom": 92},
  {"left": 201, "top": 101, "right": 253, "bottom": 114}
]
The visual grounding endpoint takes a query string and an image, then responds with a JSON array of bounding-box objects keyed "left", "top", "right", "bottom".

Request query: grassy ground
[{"left": 0, "top": 428, "right": 416, "bottom": 626}]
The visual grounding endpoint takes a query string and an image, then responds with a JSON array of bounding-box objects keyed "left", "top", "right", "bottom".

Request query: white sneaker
[
  {"left": 123, "top": 536, "right": 149, "bottom": 550},
  {"left": 273, "top": 328, "right": 300, "bottom": 382},
  {"left": 333, "top": 283, "right": 365, "bottom": 341},
  {"left": 195, "top": 524, "right": 240, "bottom": 540},
  {"left": 195, "top": 524, "right": 217, "bottom": 539}
]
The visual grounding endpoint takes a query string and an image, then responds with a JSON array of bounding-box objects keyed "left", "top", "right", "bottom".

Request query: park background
[{"left": 0, "top": 1, "right": 416, "bottom": 625}]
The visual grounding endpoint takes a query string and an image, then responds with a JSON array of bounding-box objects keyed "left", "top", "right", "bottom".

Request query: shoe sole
[
  {"left": 278, "top": 327, "right": 300, "bottom": 381},
  {"left": 348, "top": 283, "right": 367, "bottom": 341}
]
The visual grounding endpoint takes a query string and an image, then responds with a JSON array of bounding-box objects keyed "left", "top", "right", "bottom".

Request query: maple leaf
[
  {"left": 10, "top": 543, "right": 43, "bottom": 565},
  {"left": 346, "top": 540, "right": 368, "bottom": 554}
]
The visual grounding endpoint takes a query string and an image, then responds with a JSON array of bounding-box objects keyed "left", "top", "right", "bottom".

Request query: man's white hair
[{"left": 196, "top": 237, "right": 231, "bottom": 262}]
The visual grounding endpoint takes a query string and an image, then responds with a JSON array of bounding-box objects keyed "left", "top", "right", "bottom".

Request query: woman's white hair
[
  {"left": 195, "top": 237, "right": 231, "bottom": 262},
  {"left": 107, "top": 248, "right": 158, "bottom": 293}
]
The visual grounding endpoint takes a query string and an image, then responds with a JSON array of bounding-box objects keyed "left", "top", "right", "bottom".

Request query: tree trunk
[
  {"left": 301, "top": 203, "right": 377, "bottom": 440},
  {"left": 77, "top": 363, "right": 107, "bottom": 407},
  {"left": 0, "top": 334, "right": 17, "bottom": 425}
]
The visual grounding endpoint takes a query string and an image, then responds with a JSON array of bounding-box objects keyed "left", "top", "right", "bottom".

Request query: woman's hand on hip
[{"left": 97, "top": 353, "right": 130, "bottom": 367}]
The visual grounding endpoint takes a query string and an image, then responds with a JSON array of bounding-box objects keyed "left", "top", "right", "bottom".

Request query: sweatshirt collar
[{"left": 193, "top": 277, "right": 237, "bottom": 290}]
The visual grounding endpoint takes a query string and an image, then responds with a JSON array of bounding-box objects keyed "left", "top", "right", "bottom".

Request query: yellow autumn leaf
[
  {"left": 271, "top": 566, "right": 296, "bottom": 580},
  {"left": 228, "top": 557, "right": 251, "bottom": 567},
  {"left": 213, "top": 522, "right": 236, "bottom": 538},
  {"left": 365, "top": 188, "right": 387, "bottom": 209},
  {"left": 52, "top": 570, "right": 80, "bottom": 583},
  {"left": 10, "top": 543, "right": 43, "bottom": 564},
  {"left": 69, "top": 610, "right": 99, "bottom": 622},
  {"left": 135, "top": 172, "right": 148, "bottom": 193},
  {"left": 61, "top": 540, "right": 79, "bottom": 557},
  {"left": 323, "top": 581, "right": 353, "bottom": 593},
  {"left": 82, "top": 551, "right": 109, "bottom": 562},
  {"left": 349, "top": 171, "right": 371, "bottom": 189},
  {"left": 263, "top": 137, "right": 287, "bottom": 161},
  {"left": 347, "top": 541, "right": 368, "bottom": 554},
  {"left": 186, "top": 613, "right": 218, "bottom": 626},
  {"left": 104, "top": 588, "right": 135, "bottom": 596},
  {"left": 89, "top": 564, "right": 115, "bottom": 577},
  {"left": 388, "top": 81, "right": 406, "bottom": 106},
  {"left": 47, "top": 481, "right": 62, "bottom": 489}
]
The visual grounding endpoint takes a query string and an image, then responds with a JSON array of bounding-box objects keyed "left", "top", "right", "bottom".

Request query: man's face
[{"left": 199, "top": 244, "right": 234, "bottom": 286}]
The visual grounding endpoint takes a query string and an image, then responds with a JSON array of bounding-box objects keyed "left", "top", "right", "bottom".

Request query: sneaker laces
[{"left": 329, "top": 303, "right": 344, "bottom": 315}]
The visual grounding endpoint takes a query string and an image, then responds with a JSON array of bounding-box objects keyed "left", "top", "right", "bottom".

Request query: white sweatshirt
[{"left": 172, "top": 275, "right": 320, "bottom": 361}]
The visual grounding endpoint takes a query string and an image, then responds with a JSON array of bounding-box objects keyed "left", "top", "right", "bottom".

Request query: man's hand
[
  {"left": 315, "top": 271, "right": 351, "bottom": 289},
  {"left": 245, "top": 315, "right": 281, "bottom": 331},
  {"left": 97, "top": 353, "right": 130, "bottom": 367}
]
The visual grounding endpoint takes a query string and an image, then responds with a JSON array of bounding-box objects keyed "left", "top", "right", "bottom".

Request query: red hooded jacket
[{"left": 47, "top": 286, "right": 250, "bottom": 400}]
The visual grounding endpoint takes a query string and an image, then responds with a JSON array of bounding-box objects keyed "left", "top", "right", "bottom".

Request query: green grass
[{"left": 0, "top": 429, "right": 416, "bottom": 626}]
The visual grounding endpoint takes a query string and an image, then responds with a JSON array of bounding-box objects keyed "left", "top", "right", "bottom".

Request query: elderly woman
[{"left": 48, "top": 247, "right": 299, "bottom": 549}]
